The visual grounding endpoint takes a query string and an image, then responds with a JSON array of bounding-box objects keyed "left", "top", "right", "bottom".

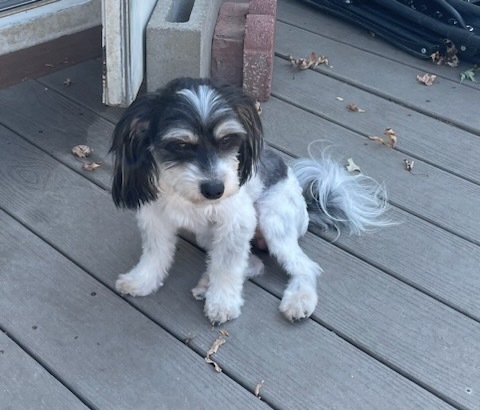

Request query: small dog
[{"left": 110, "top": 78, "right": 390, "bottom": 324}]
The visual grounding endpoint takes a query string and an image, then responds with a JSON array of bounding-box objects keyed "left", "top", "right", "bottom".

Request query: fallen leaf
[
  {"left": 460, "top": 66, "right": 479, "bottom": 83},
  {"left": 431, "top": 40, "right": 459, "bottom": 67},
  {"left": 369, "top": 128, "right": 397, "bottom": 148},
  {"left": 288, "top": 52, "right": 329, "bottom": 70},
  {"left": 82, "top": 161, "right": 102, "bottom": 171},
  {"left": 64, "top": 78, "right": 73, "bottom": 86},
  {"left": 346, "top": 103, "right": 366, "bottom": 112},
  {"left": 72, "top": 145, "right": 92, "bottom": 158},
  {"left": 219, "top": 329, "right": 230, "bottom": 337},
  {"left": 205, "top": 336, "right": 226, "bottom": 373},
  {"left": 404, "top": 159, "right": 415, "bottom": 171},
  {"left": 346, "top": 158, "right": 362, "bottom": 173},
  {"left": 384, "top": 127, "right": 398, "bottom": 148},
  {"left": 254, "top": 380, "right": 264, "bottom": 398},
  {"left": 416, "top": 73, "right": 437, "bottom": 86},
  {"left": 255, "top": 101, "right": 262, "bottom": 115}
]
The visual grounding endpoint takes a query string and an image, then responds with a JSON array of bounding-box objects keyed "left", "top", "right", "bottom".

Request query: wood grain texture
[
  {"left": 254, "top": 237, "right": 480, "bottom": 409},
  {"left": 0, "top": 123, "right": 453, "bottom": 408},
  {"left": 261, "top": 98, "right": 480, "bottom": 319},
  {"left": 0, "top": 80, "right": 114, "bottom": 189},
  {"left": 277, "top": 0, "right": 480, "bottom": 90},
  {"left": 266, "top": 59, "right": 480, "bottom": 245},
  {"left": 274, "top": 20, "right": 480, "bottom": 134},
  {"left": 0, "top": 26, "right": 102, "bottom": 90},
  {"left": 0, "top": 332, "right": 88, "bottom": 410},
  {"left": 0, "top": 209, "right": 267, "bottom": 410},
  {"left": 25, "top": 61, "right": 480, "bottom": 320}
]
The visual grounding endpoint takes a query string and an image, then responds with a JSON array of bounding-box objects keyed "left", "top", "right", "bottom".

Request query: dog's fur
[{"left": 110, "top": 78, "right": 390, "bottom": 324}]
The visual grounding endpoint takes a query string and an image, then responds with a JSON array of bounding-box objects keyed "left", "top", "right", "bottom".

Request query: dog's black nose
[{"left": 200, "top": 181, "right": 225, "bottom": 200}]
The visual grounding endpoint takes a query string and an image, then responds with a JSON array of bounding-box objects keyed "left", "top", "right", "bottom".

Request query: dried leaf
[
  {"left": 460, "top": 66, "right": 479, "bottom": 83},
  {"left": 72, "top": 145, "right": 92, "bottom": 158},
  {"left": 64, "top": 78, "right": 73, "bottom": 86},
  {"left": 288, "top": 52, "right": 329, "bottom": 70},
  {"left": 82, "top": 161, "right": 102, "bottom": 171},
  {"left": 255, "top": 101, "right": 262, "bottom": 115},
  {"left": 404, "top": 159, "right": 415, "bottom": 172},
  {"left": 431, "top": 40, "right": 459, "bottom": 67},
  {"left": 346, "top": 158, "right": 362, "bottom": 173},
  {"left": 416, "top": 73, "right": 437, "bottom": 86},
  {"left": 219, "top": 329, "right": 230, "bottom": 337},
  {"left": 384, "top": 128, "right": 397, "bottom": 148},
  {"left": 369, "top": 128, "right": 397, "bottom": 148},
  {"left": 205, "top": 336, "right": 226, "bottom": 373},
  {"left": 346, "top": 103, "right": 365, "bottom": 112},
  {"left": 205, "top": 357, "right": 222, "bottom": 373},
  {"left": 254, "top": 380, "right": 264, "bottom": 398}
]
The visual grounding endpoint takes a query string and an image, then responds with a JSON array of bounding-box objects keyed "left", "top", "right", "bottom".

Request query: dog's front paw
[
  {"left": 115, "top": 270, "right": 163, "bottom": 297},
  {"left": 204, "top": 291, "right": 243, "bottom": 324},
  {"left": 279, "top": 285, "right": 318, "bottom": 321}
]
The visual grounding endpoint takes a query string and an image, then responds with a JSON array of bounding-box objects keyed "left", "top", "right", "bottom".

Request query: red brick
[
  {"left": 211, "top": 2, "right": 249, "bottom": 87},
  {"left": 243, "top": 14, "right": 275, "bottom": 101},
  {"left": 249, "top": 0, "right": 277, "bottom": 16}
]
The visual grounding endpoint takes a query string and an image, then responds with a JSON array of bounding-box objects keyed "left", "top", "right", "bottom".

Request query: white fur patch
[{"left": 177, "top": 86, "right": 230, "bottom": 122}]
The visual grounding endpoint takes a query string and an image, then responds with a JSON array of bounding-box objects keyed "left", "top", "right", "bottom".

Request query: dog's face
[{"left": 109, "top": 78, "right": 263, "bottom": 209}]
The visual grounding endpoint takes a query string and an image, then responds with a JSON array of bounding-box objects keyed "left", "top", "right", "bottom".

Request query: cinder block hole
[{"left": 167, "top": 0, "right": 195, "bottom": 23}]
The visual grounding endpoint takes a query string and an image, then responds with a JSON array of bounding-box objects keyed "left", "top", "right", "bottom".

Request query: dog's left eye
[
  {"left": 171, "top": 141, "right": 193, "bottom": 152},
  {"left": 219, "top": 135, "right": 237, "bottom": 147}
]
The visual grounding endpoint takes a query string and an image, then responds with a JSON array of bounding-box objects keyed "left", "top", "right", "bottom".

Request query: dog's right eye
[{"left": 170, "top": 141, "right": 192, "bottom": 152}]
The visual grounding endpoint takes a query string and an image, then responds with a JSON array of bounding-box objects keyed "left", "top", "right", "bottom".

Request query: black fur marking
[{"left": 257, "top": 147, "right": 288, "bottom": 188}]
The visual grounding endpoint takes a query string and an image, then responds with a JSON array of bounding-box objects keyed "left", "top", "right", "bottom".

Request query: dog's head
[{"left": 109, "top": 78, "right": 263, "bottom": 209}]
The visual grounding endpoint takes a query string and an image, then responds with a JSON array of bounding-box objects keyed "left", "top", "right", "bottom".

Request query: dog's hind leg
[{"left": 256, "top": 170, "right": 322, "bottom": 321}]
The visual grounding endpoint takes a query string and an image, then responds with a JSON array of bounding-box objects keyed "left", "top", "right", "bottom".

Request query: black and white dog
[{"left": 110, "top": 78, "right": 390, "bottom": 324}]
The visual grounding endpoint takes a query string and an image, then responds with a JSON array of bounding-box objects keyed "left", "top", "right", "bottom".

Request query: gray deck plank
[
  {"left": 261, "top": 97, "right": 480, "bottom": 319},
  {"left": 274, "top": 20, "right": 480, "bottom": 134},
  {"left": 10, "top": 62, "right": 480, "bottom": 318},
  {"left": 278, "top": 0, "right": 480, "bottom": 89},
  {"left": 0, "top": 209, "right": 267, "bottom": 410},
  {"left": 15, "top": 60, "right": 480, "bottom": 248},
  {"left": 0, "top": 80, "right": 113, "bottom": 189},
  {"left": 5, "top": 62, "right": 480, "bottom": 247},
  {"left": 0, "top": 119, "right": 454, "bottom": 408},
  {"left": 35, "top": 60, "right": 480, "bottom": 319},
  {"left": 0, "top": 101, "right": 476, "bottom": 407},
  {"left": 267, "top": 58, "right": 480, "bottom": 245},
  {"left": 272, "top": 32, "right": 480, "bottom": 184},
  {"left": 254, "top": 233, "right": 480, "bottom": 409},
  {"left": 36, "top": 53, "right": 480, "bottom": 186},
  {"left": 0, "top": 332, "right": 88, "bottom": 410}
]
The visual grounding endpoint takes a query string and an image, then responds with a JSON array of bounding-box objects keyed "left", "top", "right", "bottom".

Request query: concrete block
[
  {"left": 146, "top": 0, "right": 223, "bottom": 92},
  {"left": 249, "top": 0, "right": 277, "bottom": 16},
  {"left": 211, "top": 2, "right": 249, "bottom": 87},
  {"left": 243, "top": 14, "right": 276, "bottom": 101}
]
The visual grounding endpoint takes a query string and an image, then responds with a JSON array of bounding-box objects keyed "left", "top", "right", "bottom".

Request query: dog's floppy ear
[
  {"left": 109, "top": 93, "right": 161, "bottom": 209},
  {"left": 220, "top": 85, "right": 264, "bottom": 185}
]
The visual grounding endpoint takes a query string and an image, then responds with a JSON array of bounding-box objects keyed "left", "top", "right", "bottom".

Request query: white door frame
[{"left": 101, "top": 0, "right": 157, "bottom": 107}]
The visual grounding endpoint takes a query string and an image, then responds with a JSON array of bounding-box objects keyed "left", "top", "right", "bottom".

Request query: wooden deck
[{"left": 1, "top": 0, "right": 480, "bottom": 408}]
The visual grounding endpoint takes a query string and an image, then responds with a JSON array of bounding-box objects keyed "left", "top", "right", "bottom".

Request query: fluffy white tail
[{"left": 291, "top": 156, "right": 392, "bottom": 236}]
